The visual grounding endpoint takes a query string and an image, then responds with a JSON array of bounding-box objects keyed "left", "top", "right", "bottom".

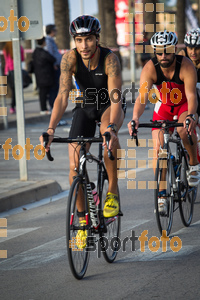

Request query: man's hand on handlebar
[
  {"left": 102, "top": 131, "right": 115, "bottom": 161},
  {"left": 39, "top": 129, "right": 54, "bottom": 152},
  {"left": 102, "top": 129, "right": 118, "bottom": 152},
  {"left": 128, "top": 118, "right": 139, "bottom": 137},
  {"left": 184, "top": 116, "right": 196, "bottom": 136}
]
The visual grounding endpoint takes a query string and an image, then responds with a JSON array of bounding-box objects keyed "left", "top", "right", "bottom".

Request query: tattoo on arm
[
  {"left": 106, "top": 53, "right": 121, "bottom": 77},
  {"left": 59, "top": 52, "right": 76, "bottom": 96}
]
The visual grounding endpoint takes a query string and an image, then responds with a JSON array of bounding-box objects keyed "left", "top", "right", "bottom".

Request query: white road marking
[
  {"left": 0, "top": 227, "right": 40, "bottom": 243},
  {"left": 118, "top": 245, "right": 197, "bottom": 262},
  {"left": 121, "top": 219, "right": 151, "bottom": 233},
  {"left": 119, "top": 220, "right": 200, "bottom": 262},
  {"left": 0, "top": 221, "right": 200, "bottom": 269},
  {"left": 0, "top": 236, "right": 66, "bottom": 270}
]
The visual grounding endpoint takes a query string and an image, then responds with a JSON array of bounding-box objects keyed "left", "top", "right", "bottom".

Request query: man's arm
[
  {"left": 48, "top": 50, "right": 76, "bottom": 130},
  {"left": 105, "top": 52, "right": 122, "bottom": 126},
  {"left": 180, "top": 57, "right": 198, "bottom": 132},
  {"left": 40, "top": 50, "right": 76, "bottom": 150},
  {"left": 127, "top": 60, "right": 155, "bottom": 135}
]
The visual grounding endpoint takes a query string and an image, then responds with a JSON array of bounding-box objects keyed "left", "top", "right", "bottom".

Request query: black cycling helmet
[
  {"left": 69, "top": 15, "right": 101, "bottom": 38},
  {"left": 150, "top": 30, "right": 178, "bottom": 49},
  {"left": 184, "top": 28, "right": 200, "bottom": 48}
]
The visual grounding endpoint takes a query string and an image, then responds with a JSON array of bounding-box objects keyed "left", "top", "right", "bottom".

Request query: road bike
[
  {"left": 131, "top": 119, "right": 197, "bottom": 236},
  {"left": 43, "top": 123, "right": 122, "bottom": 279}
]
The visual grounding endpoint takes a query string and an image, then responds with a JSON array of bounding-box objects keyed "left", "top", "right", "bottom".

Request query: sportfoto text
[
  {"left": 73, "top": 81, "right": 183, "bottom": 108},
  {"left": 2, "top": 138, "right": 45, "bottom": 160},
  {"left": 73, "top": 230, "right": 182, "bottom": 257}
]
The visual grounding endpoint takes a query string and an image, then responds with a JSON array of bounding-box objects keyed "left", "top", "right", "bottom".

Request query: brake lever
[
  {"left": 131, "top": 120, "right": 138, "bottom": 146},
  {"left": 185, "top": 119, "right": 193, "bottom": 146},
  {"left": 42, "top": 132, "right": 54, "bottom": 161},
  {"left": 103, "top": 132, "right": 115, "bottom": 161}
]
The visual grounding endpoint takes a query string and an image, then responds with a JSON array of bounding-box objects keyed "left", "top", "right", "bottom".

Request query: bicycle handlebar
[
  {"left": 131, "top": 119, "right": 193, "bottom": 145},
  {"left": 103, "top": 132, "right": 115, "bottom": 160},
  {"left": 42, "top": 132, "right": 115, "bottom": 161},
  {"left": 43, "top": 132, "right": 54, "bottom": 161},
  {"left": 185, "top": 119, "right": 194, "bottom": 145}
]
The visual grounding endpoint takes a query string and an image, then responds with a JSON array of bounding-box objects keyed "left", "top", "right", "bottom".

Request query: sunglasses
[{"left": 155, "top": 49, "right": 172, "bottom": 56}]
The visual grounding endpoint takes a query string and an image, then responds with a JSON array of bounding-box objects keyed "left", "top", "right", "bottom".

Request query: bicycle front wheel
[
  {"left": 66, "top": 176, "right": 90, "bottom": 280},
  {"left": 99, "top": 172, "right": 121, "bottom": 263},
  {"left": 154, "top": 157, "right": 174, "bottom": 236},
  {"left": 179, "top": 151, "right": 195, "bottom": 226}
]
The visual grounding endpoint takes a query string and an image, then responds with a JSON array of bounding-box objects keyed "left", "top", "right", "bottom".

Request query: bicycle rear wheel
[
  {"left": 66, "top": 176, "right": 90, "bottom": 279},
  {"left": 154, "top": 157, "right": 174, "bottom": 236},
  {"left": 179, "top": 151, "right": 195, "bottom": 226},
  {"left": 99, "top": 171, "right": 121, "bottom": 263}
]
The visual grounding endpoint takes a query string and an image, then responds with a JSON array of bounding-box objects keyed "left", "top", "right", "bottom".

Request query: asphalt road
[{"left": 0, "top": 101, "right": 200, "bottom": 300}]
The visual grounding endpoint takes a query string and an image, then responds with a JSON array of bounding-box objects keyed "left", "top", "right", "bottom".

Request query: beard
[{"left": 158, "top": 54, "right": 175, "bottom": 68}]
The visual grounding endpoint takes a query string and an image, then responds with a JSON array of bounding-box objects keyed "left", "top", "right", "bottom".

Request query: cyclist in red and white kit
[{"left": 128, "top": 30, "right": 199, "bottom": 214}]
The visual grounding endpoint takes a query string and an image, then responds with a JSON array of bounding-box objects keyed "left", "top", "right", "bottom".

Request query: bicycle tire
[
  {"left": 66, "top": 176, "right": 90, "bottom": 279},
  {"left": 99, "top": 170, "right": 121, "bottom": 263},
  {"left": 179, "top": 151, "right": 195, "bottom": 226},
  {"left": 154, "top": 157, "right": 174, "bottom": 236}
]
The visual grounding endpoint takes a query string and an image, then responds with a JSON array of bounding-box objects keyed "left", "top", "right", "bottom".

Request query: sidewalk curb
[
  {"left": 0, "top": 110, "right": 73, "bottom": 130},
  {"left": 0, "top": 180, "right": 62, "bottom": 212}
]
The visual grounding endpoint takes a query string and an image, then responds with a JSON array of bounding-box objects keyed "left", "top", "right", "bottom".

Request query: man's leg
[
  {"left": 152, "top": 129, "right": 164, "bottom": 173},
  {"left": 68, "top": 142, "right": 90, "bottom": 214},
  {"left": 152, "top": 129, "right": 170, "bottom": 214},
  {"left": 177, "top": 111, "right": 199, "bottom": 186},
  {"left": 68, "top": 142, "right": 91, "bottom": 249},
  {"left": 178, "top": 111, "right": 198, "bottom": 166},
  {"left": 100, "top": 106, "right": 124, "bottom": 195}
]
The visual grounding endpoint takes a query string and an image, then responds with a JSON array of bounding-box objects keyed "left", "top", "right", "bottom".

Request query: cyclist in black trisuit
[{"left": 40, "top": 15, "right": 125, "bottom": 247}]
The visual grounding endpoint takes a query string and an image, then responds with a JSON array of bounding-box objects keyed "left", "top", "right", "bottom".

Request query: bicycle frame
[
  {"left": 131, "top": 119, "right": 195, "bottom": 235},
  {"left": 43, "top": 127, "right": 121, "bottom": 279},
  {"left": 162, "top": 128, "right": 187, "bottom": 196},
  {"left": 77, "top": 140, "right": 103, "bottom": 230}
]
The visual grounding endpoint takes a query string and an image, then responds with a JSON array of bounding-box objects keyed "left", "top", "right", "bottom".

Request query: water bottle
[
  {"left": 87, "top": 183, "right": 99, "bottom": 228},
  {"left": 90, "top": 182, "right": 100, "bottom": 206}
]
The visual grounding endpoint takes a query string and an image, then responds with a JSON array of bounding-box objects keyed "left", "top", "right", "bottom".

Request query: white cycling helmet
[
  {"left": 184, "top": 28, "right": 200, "bottom": 48},
  {"left": 150, "top": 30, "right": 178, "bottom": 49}
]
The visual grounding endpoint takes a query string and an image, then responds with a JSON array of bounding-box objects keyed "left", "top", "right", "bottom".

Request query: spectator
[
  {"left": 3, "top": 41, "right": 24, "bottom": 114},
  {"left": 32, "top": 37, "right": 56, "bottom": 114},
  {"left": 45, "top": 24, "right": 62, "bottom": 109}
]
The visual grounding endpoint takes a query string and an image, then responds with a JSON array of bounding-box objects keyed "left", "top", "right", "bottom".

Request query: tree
[
  {"left": 176, "top": 0, "right": 186, "bottom": 44},
  {"left": 53, "top": 0, "right": 70, "bottom": 50},
  {"left": 98, "top": 0, "right": 121, "bottom": 66}
]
